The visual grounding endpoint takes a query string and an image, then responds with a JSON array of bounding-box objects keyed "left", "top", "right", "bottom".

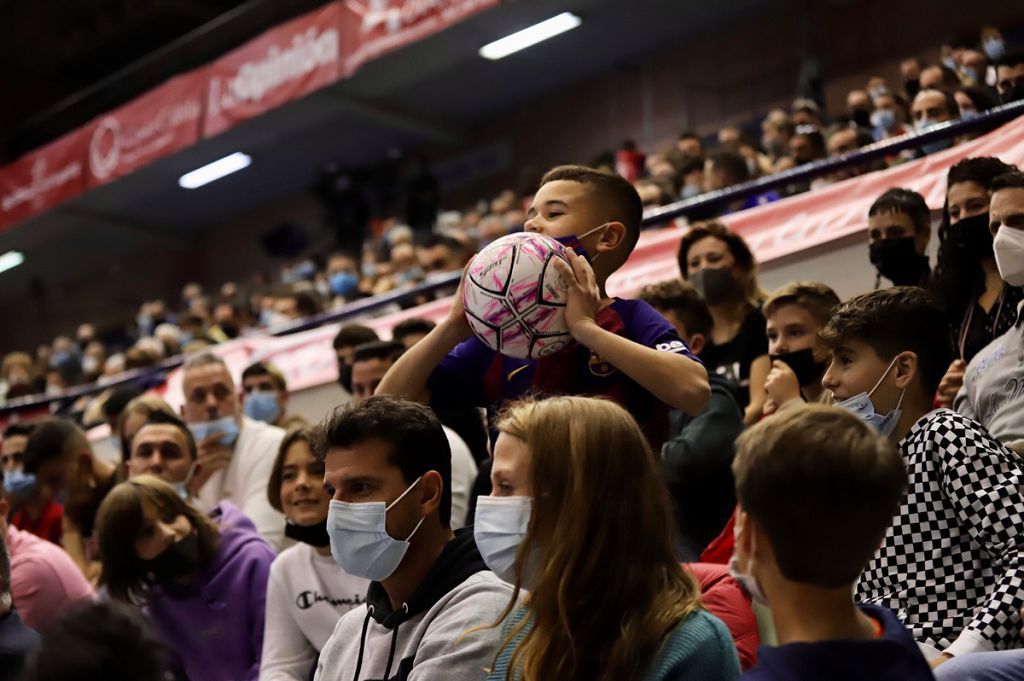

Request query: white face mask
[
  {"left": 327, "top": 477, "right": 425, "bottom": 581},
  {"left": 834, "top": 356, "right": 905, "bottom": 437},
  {"left": 994, "top": 227, "right": 1024, "bottom": 287},
  {"left": 473, "top": 496, "right": 532, "bottom": 584},
  {"left": 728, "top": 515, "right": 768, "bottom": 606}
]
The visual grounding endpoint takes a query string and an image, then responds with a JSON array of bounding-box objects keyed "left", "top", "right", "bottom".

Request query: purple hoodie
[{"left": 147, "top": 502, "right": 275, "bottom": 681}]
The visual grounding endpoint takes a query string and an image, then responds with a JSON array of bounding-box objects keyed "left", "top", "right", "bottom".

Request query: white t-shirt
[
  {"left": 260, "top": 542, "right": 369, "bottom": 681},
  {"left": 196, "top": 417, "right": 287, "bottom": 550},
  {"left": 443, "top": 426, "right": 478, "bottom": 530}
]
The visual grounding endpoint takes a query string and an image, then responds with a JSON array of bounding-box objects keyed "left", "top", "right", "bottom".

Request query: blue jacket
[{"left": 741, "top": 604, "right": 934, "bottom": 681}]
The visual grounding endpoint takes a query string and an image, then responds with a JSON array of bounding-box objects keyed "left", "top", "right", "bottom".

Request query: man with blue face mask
[
  {"left": 820, "top": 287, "right": 1024, "bottom": 669},
  {"left": 180, "top": 352, "right": 286, "bottom": 550},
  {"left": 313, "top": 395, "right": 516, "bottom": 681},
  {"left": 241, "top": 361, "right": 307, "bottom": 431}
]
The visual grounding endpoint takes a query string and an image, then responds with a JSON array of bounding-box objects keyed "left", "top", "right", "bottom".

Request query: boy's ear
[
  {"left": 596, "top": 222, "right": 627, "bottom": 253},
  {"left": 686, "top": 333, "right": 706, "bottom": 356},
  {"left": 892, "top": 351, "right": 919, "bottom": 390}
]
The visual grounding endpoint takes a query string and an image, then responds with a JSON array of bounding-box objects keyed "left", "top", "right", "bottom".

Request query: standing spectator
[
  {"left": 0, "top": 485, "right": 93, "bottom": 632},
  {"left": 180, "top": 352, "right": 286, "bottom": 549},
  {"left": 260, "top": 428, "right": 368, "bottom": 681},
  {"left": 97, "top": 476, "right": 274, "bottom": 681},
  {"left": 679, "top": 222, "right": 770, "bottom": 424},
  {"left": 241, "top": 361, "right": 307, "bottom": 431},
  {"left": 821, "top": 288, "right": 1024, "bottom": 663},
  {"left": 477, "top": 396, "right": 742, "bottom": 680}
]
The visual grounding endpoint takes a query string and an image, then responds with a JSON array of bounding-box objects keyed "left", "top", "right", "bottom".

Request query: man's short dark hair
[
  {"left": 28, "top": 601, "right": 168, "bottom": 681},
  {"left": 948, "top": 157, "right": 1020, "bottom": 192},
  {"left": 314, "top": 396, "right": 453, "bottom": 527},
  {"left": 241, "top": 361, "right": 287, "bottom": 391},
  {"left": 734, "top": 404, "right": 907, "bottom": 588},
  {"left": 23, "top": 418, "right": 87, "bottom": 475},
  {"left": 539, "top": 165, "right": 643, "bottom": 254},
  {"left": 392, "top": 318, "right": 436, "bottom": 345},
  {"left": 708, "top": 150, "right": 750, "bottom": 185},
  {"left": 818, "top": 287, "right": 954, "bottom": 396},
  {"left": 637, "top": 280, "right": 713, "bottom": 338},
  {"left": 293, "top": 291, "right": 322, "bottom": 318},
  {"left": 352, "top": 340, "right": 405, "bottom": 366},
  {"left": 101, "top": 387, "right": 144, "bottom": 422},
  {"left": 333, "top": 324, "right": 379, "bottom": 352},
  {"left": 3, "top": 423, "right": 34, "bottom": 440},
  {"left": 793, "top": 127, "right": 827, "bottom": 158},
  {"left": 991, "top": 171, "right": 1024, "bottom": 193},
  {"left": 869, "top": 188, "right": 932, "bottom": 235},
  {"left": 135, "top": 411, "right": 198, "bottom": 462}
]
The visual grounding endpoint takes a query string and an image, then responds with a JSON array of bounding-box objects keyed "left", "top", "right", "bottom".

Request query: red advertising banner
[
  {"left": 204, "top": 3, "right": 341, "bottom": 138},
  {"left": 0, "top": 130, "right": 87, "bottom": 231},
  {"left": 86, "top": 70, "right": 205, "bottom": 186},
  {"left": 339, "top": 0, "right": 499, "bottom": 77}
]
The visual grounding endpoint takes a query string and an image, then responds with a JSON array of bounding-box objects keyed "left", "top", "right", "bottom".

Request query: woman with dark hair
[
  {"left": 678, "top": 222, "right": 769, "bottom": 424},
  {"left": 260, "top": 428, "right": 368, "bottom": 681},
  {"left": 476, "top": 396, "right": 740, "bottom": 681},
  {"left": 96, "top": 476, "right": 274, "bottom": 681},
  {"left": 930, "top": 157, "right": 1023, "bottom": 404}
]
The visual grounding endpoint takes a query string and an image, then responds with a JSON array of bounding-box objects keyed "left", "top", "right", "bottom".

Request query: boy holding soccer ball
[{"left": 377, "top": 165, "right": 710, "bottom": 447}]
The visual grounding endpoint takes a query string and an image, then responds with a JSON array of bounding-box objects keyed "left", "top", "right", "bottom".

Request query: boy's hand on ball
[
  {"left": 553, "top": 252, "right": 602, "bottom": 340},
  {"left": 445, "top": 258, "right": 475, "bottom": 341}
]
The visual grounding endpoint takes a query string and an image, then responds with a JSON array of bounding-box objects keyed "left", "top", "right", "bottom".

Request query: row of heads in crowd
[{"left": 3, "top": 30, "right": 1023, "bottom": 404}]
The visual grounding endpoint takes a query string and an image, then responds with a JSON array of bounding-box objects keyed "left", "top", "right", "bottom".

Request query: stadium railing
[{"left": 3, "top": 99, "right": 1023, "bottom": 418}]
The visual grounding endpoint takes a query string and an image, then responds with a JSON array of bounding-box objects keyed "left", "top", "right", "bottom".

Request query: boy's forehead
[{"left": 532, "top": 179, "right": 589, "bottom": 208}]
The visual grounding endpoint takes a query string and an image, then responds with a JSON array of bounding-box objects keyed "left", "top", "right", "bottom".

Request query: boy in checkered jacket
[{"left": 819, "top": 287, "right": 1024, "bottom": 669}]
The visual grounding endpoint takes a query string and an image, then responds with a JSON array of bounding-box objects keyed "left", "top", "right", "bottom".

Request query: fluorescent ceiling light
[
  {"left": 178, "top": 152, "right": 252, "bottom": 189},
  {"left": 0, "top": 251, "right": 24, "bottom": 275},
  {"left": 480, "top": 12, "right": 582, "bottom": 60}
]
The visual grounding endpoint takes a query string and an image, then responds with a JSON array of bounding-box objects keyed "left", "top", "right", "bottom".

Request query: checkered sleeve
[{"left": 939, "top": 418, "right": 1024, "bottom": 654}]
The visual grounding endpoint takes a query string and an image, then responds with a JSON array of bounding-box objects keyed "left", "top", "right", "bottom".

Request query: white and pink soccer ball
[{"left": 463, "top": 232, "right": 573, "bottom": 359}]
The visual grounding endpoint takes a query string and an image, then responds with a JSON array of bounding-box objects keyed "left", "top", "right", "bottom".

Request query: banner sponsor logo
[{"left": 0, "top": 131, "right": 87, "bottom": 229}]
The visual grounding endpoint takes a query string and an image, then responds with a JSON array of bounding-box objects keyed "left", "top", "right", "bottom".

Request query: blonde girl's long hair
[{"left": 494, "top": 396, "right": 702, "bottom": 681}]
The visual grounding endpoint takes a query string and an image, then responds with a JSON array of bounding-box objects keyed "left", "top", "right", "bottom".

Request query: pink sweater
[{"left": 6, "top": 524, "right": 94, "bottom": 631}]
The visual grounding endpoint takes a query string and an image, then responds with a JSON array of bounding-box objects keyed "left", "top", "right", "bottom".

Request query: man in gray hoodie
[{"left": 314, "top": 396, "right": 515, "bottom": 681}]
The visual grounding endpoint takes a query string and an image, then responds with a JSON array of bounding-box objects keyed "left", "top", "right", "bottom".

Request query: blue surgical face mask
[
  {"left": 2, "top": 469, "right": 38, "bottom": 499},
  {"left": 984, "top": 37, "right": 1006, "bottom": 61},
  {"left": 329, "top": 271, "right": 359, "bottom": 297},
  {"left": 188, "top": 416, "right": 239, "bottom": 448},
  {"left": 243, "top": 391, "right": 280, "bottom": 424},
  {"left": 960, "top": 108, "right": 979, "bottom": 121},
  {"left": 834, "top": 356, "right": 906, "bottom": 437},
  {"left": 915, "top": 118, "right": 953, "bottom": 154},
  {"left": 174, "top": 461, "right": 199, "bottom": 500},
  {"left": 728, "top": 513, "right": 768, "bottom": 606},
  {"left": 871, "top": 108, "right": 896, "bottom": 132},
  {"left": 473, "top": 496, "right": 532, "bottom": 584},
  {"left": 680, "top": 183, "right": 702, "bottom": 200}
]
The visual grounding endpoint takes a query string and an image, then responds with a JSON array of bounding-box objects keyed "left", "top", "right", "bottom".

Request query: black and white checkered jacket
[{"left": 856, "top": 409, "right": 1024, "bottom": 655}]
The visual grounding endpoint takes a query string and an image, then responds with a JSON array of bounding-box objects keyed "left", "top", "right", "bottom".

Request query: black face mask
[
  {"left": 690, "top": 267, "right": 740, "bottom": 306},
  {"left": 284, "top": 519, "right": 331, "bottom": 548},
  {"left": 144, "top": 532, "right": 202, "bottom": 585},
  {"left": 771, "top": 348, "right": 828, "bottom": 388},
  {"left": 904, "top": 78, "right": 920, "bottom": 100},
  {"left": 949, "top": 212, "right": 994, "bottom": 260},
  {"left": 869, "top": 237, "right": 930, "bottom": 286},
  {"left": 1001, "top": 84, "right": 1024, "bottom": 105}
]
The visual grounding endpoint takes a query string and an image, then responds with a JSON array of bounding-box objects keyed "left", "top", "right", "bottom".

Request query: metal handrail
[{"left": 4, "top": 99, "right": 1023, "bottom": 417}]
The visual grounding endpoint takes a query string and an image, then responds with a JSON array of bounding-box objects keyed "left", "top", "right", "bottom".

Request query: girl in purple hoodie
[{"left": 96, "top": 475, "right": 275, "bottom": 681}]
